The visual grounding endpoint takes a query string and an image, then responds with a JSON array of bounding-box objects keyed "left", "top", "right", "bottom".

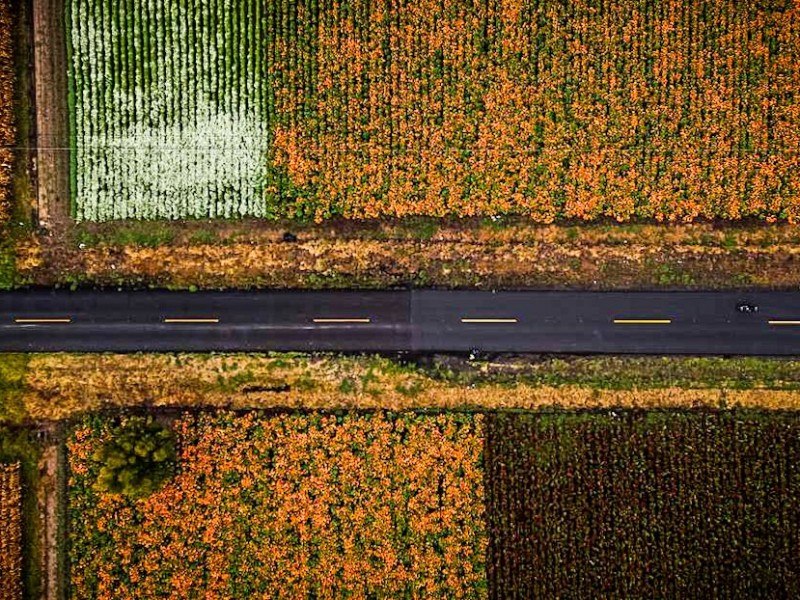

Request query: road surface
[{"left": 1, "top": 290, "right": 800, "bottom": 354}]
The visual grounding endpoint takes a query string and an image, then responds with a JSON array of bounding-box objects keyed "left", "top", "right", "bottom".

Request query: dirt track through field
[{"left": 32, "top": 0, "right": 69, "bottom": 230}]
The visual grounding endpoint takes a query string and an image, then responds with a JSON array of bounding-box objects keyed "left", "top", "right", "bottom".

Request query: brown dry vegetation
[
  {"left": 7, "top": 353, "right": 800, "bottom": 423},
  {"left": 0, "top": 0, "right": 15, "bottom": 223},
  {"left": 0, "top": 462, "right": 23, "bottom": 600},
  {"left": 11, "top": 220, "right": 800, "bottom": 289}
]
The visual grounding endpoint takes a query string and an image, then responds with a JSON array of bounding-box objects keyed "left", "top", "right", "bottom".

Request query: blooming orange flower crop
[
  {"left": 68, "top": 411, "right": 486, "bottom": 599},
  {"left": 264, "top": 0, "right": 800, "bottom": 223}
]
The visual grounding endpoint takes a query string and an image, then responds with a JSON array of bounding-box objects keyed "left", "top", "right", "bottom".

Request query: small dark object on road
[
  {"left": 468, "top": 348, "right": 486, "bottom": 361},
  {"left": 282, "top": 232, "right": 298, "bottom": 243},
  {"left": 736, "top": 302, "right": 759, "bottom": 314}
]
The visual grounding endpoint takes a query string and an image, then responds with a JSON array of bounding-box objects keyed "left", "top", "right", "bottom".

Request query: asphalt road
[{"left": 1, "top": 290, "right": 800, "bottom": 354}]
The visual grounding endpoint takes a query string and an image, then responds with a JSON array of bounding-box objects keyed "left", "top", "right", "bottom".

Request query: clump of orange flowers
[
  {"left": 267, "top": 0, "right": 800, "bottom": 223},
  {"left": 68, "top": 411, "right": 486, "bottom": 599},
  {"left": 0, "top": 0, "right": 13, "bottom": 223}
]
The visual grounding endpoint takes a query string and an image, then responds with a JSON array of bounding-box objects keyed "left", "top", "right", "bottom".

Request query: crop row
[
  {"left": 68, "top": 0, "right": 800, "bottom": 222},
  {"left": 486, "top": 412, "right": 800, "bottom": 598},
  {"left": 0, "top": 0, "right": 14, "bottom": 223},
  {"left": 0, "top": 463, "right": 22, "bottom": 600}
]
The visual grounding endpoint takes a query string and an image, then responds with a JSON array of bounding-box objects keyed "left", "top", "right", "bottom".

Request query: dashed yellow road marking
[
  {"left": 14, "top": 318, "right": 72, "bottom": 324},
  {"left": 768, "top": 320, "right": 800, "bottom": 326},
  {"left": 460, "top": 318, "right": 518, "bottom": 324},
  {"left": 613, "top": 319, "right": 672, "bottom": 325},
  {"left": 163, "top": 318, "right": 220, "bottom": 324},
  {"left": 313, "top": 318, "right": 371, "bottom": 323}
]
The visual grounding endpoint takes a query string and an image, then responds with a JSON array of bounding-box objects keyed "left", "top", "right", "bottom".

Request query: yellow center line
[
  {"left": 461, "top": 318, "right": 518, "bottom": 324},
  {"left": 163, "top": 318, "right": 220, "bottom": 324},
  {"left": 768, "top": 320, "right": 800, "bottom": 326},
  {"left": 14, "top": 318, "right": 72, "bottom": 324},
  {"left": 613, "top": 319, "right": 672, "bottom": 325},
  {"left": 313, "top": 318, "right": 371, "bottom": 324}
]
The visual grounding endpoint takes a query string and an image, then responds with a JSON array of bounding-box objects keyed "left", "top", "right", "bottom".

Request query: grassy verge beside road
[{"left": 3, "top": 353, "right": 800, "bottom": 424}]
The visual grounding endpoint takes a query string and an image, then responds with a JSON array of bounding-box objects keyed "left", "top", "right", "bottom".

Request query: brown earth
[{"left": 31, "top": 0, "right": 69, "bottom": 230}]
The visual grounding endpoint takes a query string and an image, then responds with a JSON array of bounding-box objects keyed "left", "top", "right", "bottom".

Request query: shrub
[{"left": 92, "top": 416, "right": 176, "bottom": 499}]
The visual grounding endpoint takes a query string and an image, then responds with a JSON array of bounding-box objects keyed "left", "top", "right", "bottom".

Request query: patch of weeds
[
  {"left": 294, "top": 373, "right": 317, "bottom": 391},
  {"left": 188, "top": 229, "right": 217, "bottom": 245},
  {"left": 110, "top": 223, "right": 176, "bottom": 247},
  {"left": 721, "top": 232, "right": 738, "bottom": 250},
  {"left": 0, "top": 230, "right": 16, "bottom": 289},
  {"left": 395, "top": 380, "right": 424, "bottom": 397},
  {"left": 0, "top": 354, "right": 29, "bottom": 424},
  {"left": 216, "top": 370, "right": 257, "bottom": 393},
  {"left": 73, "top": 229, "right": 100, "bottom": 247},
  {"left": 338, "top": 377, "right": 357, "bottom": 394},
  {"left": 406, "top": 219, "right": 438, "bottom": 241},
  {"left": 651, "top": 262, "right": 696, "bottom": 287}
]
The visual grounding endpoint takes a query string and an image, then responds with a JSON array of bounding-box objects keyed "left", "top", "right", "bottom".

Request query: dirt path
[{"left": 32, "top": 0, "right": 69, "bottom": 230}]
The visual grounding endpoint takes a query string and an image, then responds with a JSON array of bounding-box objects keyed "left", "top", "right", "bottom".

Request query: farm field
[
  {"left": 68, "top": 411, "right": 486, "bottom": 599},
  {"left": 486, "top": 412, "right": 800, "bottom": 598},
  {"left": 66, "top": 409, "right": 800, "bottom": 599},
  {"left": 67, "top": 0, "right": 800, "bottom": 222}
]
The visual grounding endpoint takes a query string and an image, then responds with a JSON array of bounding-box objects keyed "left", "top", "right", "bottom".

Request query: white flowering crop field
[{"left": 67, "top": 0, "right": 275, "bottom": 220}]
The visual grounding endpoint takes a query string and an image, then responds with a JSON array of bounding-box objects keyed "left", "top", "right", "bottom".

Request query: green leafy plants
[{"left": 92, "top": 416, "right": 176, "bottom": 499}]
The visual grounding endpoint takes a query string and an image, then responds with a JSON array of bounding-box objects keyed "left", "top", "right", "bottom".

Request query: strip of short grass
[
  {"left": 10, "top": 0, "right": 34, "bottom": 226},
  {"left": 0, "top": 353, "right": 28, "bottom": 422},
  {"left": 434, "top": 355, "right": 800, "bottom": 390}
]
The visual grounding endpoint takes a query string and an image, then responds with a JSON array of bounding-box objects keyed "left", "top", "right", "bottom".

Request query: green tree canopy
[{"left": 92, "top": 416, "right": 176, "bottom": 499}]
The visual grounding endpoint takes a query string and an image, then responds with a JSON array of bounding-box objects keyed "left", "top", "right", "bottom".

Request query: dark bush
[{"left": 92, "top": 416, "right": 176, "bottom": 499}]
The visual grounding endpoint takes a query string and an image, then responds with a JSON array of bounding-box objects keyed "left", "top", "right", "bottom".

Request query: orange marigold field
[
  {"left": 68, "top": 411, "right": 486, "bottom": 599},
  {"left": 270, "top": 0, "right": 800, "bottom": 222},
  {"left": 0, "top": 0, "right": 14, "bottom": 224},
  {"left": 0, "top": 463, "right": 22, "bottom": 600}
]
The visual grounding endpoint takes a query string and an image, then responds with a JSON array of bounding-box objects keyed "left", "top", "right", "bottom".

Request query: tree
[{"left": 93, "top": 416, "right": 176, "bottom": 499}]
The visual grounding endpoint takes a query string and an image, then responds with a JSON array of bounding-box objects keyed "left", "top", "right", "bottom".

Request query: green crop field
[{"left": 486, "top": 411, "right": 800, "bottom": 598}]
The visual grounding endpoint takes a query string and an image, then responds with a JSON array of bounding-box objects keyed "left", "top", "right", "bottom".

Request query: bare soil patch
[{"left": 31, "top": 0, "right": 69, "bottom": 230}]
